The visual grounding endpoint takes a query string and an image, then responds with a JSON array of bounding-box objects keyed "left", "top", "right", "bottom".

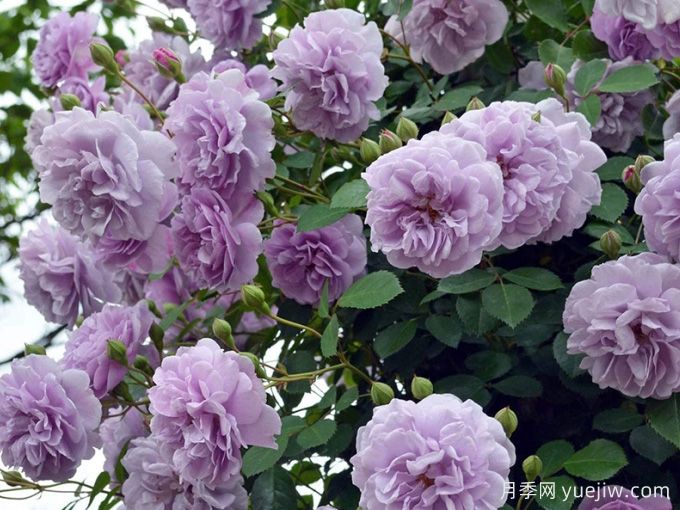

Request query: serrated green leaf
[
  {"left": 297, "top": 205, "right": 348, "bottom": 232},
  {"left": 456, "top": 294, "right": 499, "bottom": 335},
  {"left": 425, "top": 314, "right": 462, "bottom": 348},
  {"left": 526, "top": 0, "right": 569, "bottom": 31},
  {"left": 338, "top": 271, "right": 403, "bottom": 309},
  {"left": 242, "top": 434, "right": 289, "bottom": 478},
  {"left": 538, "top": 40, "right": 575, "bottom": 70},
  {"left": 574, "top": 59, "right": 607, "bottom": 96},
  {"left": 537, "top": 439, "right": 575, "bottom": 478},
  {"left": 647, "top": 394, "right": 680, "bottom": 448},
  {"left": 564, "top": 439, "right": 628, "bottom": 481},
  {"left": 481, "top": 284, "right": 535, "bottom": 328},
  {"left": 599, "top": 64, "right": 659, "bottom": 93},
  {"left": 283, "top": 151, "right": 315, "bottom": 168},
  {"left": 438, "top": 268, "right": 496, "bottom": 294},
  {"left": 572, "top": 30, "right": 609, "bottom": 60},
  {"left": 493, "top": 375, "right": 543, "bottom": 397},
  {"left": 590, "top": 183, "right": 628, "bottom": 223},
  {"left": 503, "top": 267, "right": 563, "bottom": 291},
  {"left": 593, "top": 408, "right": 642, "bottom": 433},
  {"left": 320, "top": 315, "right": 340, "bottom": 358},
  {"left": 336, "top": 386, "right": 359, "bottom": 412},
  {"left": 596, "top": 156, "right": 634, "bottom": 181},
  {"left": 629, "top": 425, "right": 676, "bottom": 465},
  {"left": 434, "top": 84, "right": 483, "bottom": 111},
  {"left": 251, "top": 468, "right": 298, "bottom": 510},
  {"left": 297, "top": 420, "right": 337, "bottom": 450},
  {"left": 577, "top": 94, "right": 602, "bottom": 125},
  {"left": 465, "top": 351, "right": 512, "bottom": 381},
  {"left": 553, "top": 331, "right": 585, "bottom": 378},
  {"left": 374, "top": 320, "right": 417, "bottom": 358},
  {"left": 330, "top": 179, "right": 369, "bottom": 209},
  {"left": 434, "top": 374, "right": 490, "bottom": 406}
]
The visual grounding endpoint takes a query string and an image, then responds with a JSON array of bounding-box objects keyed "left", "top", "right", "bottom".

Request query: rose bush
[{"left": 0, "top": 0, "right": 679, "bottom": 508}]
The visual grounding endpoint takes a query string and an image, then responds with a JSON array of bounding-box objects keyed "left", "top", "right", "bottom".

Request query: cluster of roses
[{"left": 3, "top": 0, "right": 680, "bottom": 509}]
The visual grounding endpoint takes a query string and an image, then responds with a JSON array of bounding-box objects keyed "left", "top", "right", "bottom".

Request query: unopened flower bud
[
  {"left": 152, "top": 48, "right": 185, "bottom": 83},
  {"left": 59, "top": 93, "right": 81, "bottom": 111},
  {"left": 600, "top": 230, "right": 622, "bottom": 259},
  {"left": 147, "top": 16, "right": 168, "bottom": 32},
  {"left": 240, "top": 352, "right": 267, "bottom": 378},
  {"left": 133, "top": 355, "right": 154, "bottom": 375},
  {"left": 24, "top": 343, "right": 46, "bottom": 356},
  {"left": 370, "top": 382, "right": 395, "bottom": 405},
  {"left": 89, "top": 42, "right": 119, "bottom": 74},
  {"left": 325, "top": 0, "right": 345, "bottom": 8},
  {"left": 466, "top": 96, "right": 485, "bottom": 111},
  {"left": 379, "top": 129, "right": 402, "bottom": 153},
  {"left": 256, "top": 190, "right": 279, "bottom": 217},
  {"left": 634, "top": 154, "right": 655, "bottom": 173},
  {"left": 621, "top": 165, "right": 642, "bottom": 194},
  {"left": 149, "top": 322, "right": 164, "bottom": 353},
  {"left": 213, "top": 318, "right": 236, "bottom": 350},
  {"left": 107, "top": 339, "right": 128, "bottom": 366},
  {"left": 241, "top": 285, "right": 271, "bottom": 315},
  {"left": 1, "top": 470, "right": 36, "bottom": 488},
  {"left": 523, "top": 455, "right": 543, "bottom": 482},
  {"left": 441, "top": 111, "right": 457, "bottom": 126},
  {"left": 411, "top": 375, "right": 433, "bottom": 400},
  {"left": 494, "top": 406, "right": 518, "bottom": 437},
  {"left": 544, "top": 63, "right": 567, "bottom": 97},
  {"left": 396, "top": 116, "right": 418, "bottom": 142},
  {"left": 360, "top": 137, "right": 381, "bottom": 163}
]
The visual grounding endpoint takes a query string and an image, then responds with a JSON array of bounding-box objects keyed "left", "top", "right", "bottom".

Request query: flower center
[
  {"left": 418, "top": 474, "right": 435, "bottom": 488},
  {"left": 631, "top": 323, "right": 649, "bottom": 345},
  {"left": 496, "top": 155, "right": 512, "bottom": 179}
]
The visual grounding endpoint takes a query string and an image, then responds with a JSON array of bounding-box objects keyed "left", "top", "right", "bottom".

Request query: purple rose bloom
[
  {"left": 165, "top": 70, "right": 275, "bottom": 200},
  {"left": 272, "top": 9, "right": 388, "bottom": 142},
  {"left": 33, "top": 108, "right": 178, "bottom": 243},
  {"left": 19, "top": 220, "right": 121, "bottom": 327},
  {"left": 149, "top": 338, "right": 281, "bottom": 484},
  {"left": 123, "top": 32, "right": 207, "bottom": 110},
  {"left": 187, "top": 0, "right": 270, "bottom": 50},
  {"left": 171, "top": 188, "right": 263, "bottom": 292},
  {"left": 567, "top": 58, "right": 653, "bottom": 153},
  {"left": 100, "top": 407, "right": 148, "bottom": 481},
  {"left": 210, "top": 56, "right": 277, "bottom": 100},
  {"left": 596, "top": 0, "right": 658, "bottom": 29},
  {"left": 564, "top": 253, "right": 680, "bottom": 399},
  {"left": 662, "top": 90, "right": 680, "bottom": 139},
  {"left": 264, "top": 215, "right": 367, "bottom": 305},
  {"left": 385, "top": 0, "right": 508, "bottom": 75},
  {"left": 644, "top": 21, "right": 680, "bottom": 60},
  {"left": 56, "top": 76, "right": 109, "bottom": 113},
  {"left": 578, "top": 486, "right": 672, "bottom": 510},
  {"left": 159, "top": 0, "right": 188, "bottom": 7},
  {"left": 442, "top": 99, "right": 604, "bottom": 248},
  {"left": 24, "top": 108, "right": 54, "bottom": 156},
  {"left": 518, "top": 61, "right": 548, "bottom": 90},
  {"left": 635, "top": 134, "right": 680, "bottom": 261},
  {"left": 122, "top": 436, "right": 248, "bottom": 510},
  {"left": 590, "top": 8, "right": 658, "bottom": 60},
  {"left": 112, "top": 94, "right": 154, "bottom": 130},
  {"left": 95, "top": 224, "right": 174, "bottom": 274},
  {"left": 363, "top": 131, "right": 503, "bottom": 278},
  {"left": 61, "top": 302, "right": 155, "bottom": 398},
  {"left": 32, "top": 12, "right": 99, "bottom": 87},
  {"left": 350, "top": 394, "right": 516, "bottom": 510},
  {"left": 0, "top": 355, "right": 101, "bottom": 482}
]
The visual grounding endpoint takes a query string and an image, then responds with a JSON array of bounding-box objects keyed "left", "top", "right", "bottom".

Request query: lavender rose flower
[
  {"left": 95, "top": 225, "right": 173, "bottom": 274},
  {"left": 61, "top": 302, "right": 155, "bottom": 398},
  {"left": 662, "top": 90, "right": 680, "bottom": 139},
  {"left": 24, "top": 108, "right": 54, "bottom": 156},
  {"left": 171, "top": 188, "right": 263, "bottom": 292},
  {"left": 210, "top": 56, "right": 277, "bottom": 100},
  {"left": 149, "top": 338, "right": 281, "bottom": 484},
  {"left": 635, "top": 134, "right": 680, "bottom": 261},
  {"left": 100, "top": 407, "right": 148, "bottom": 481},
  {"left": 578, "top": 486, "right": 672, "bottom": 510},
  {"left": 187, "top": 0, "right": 270, "bottom": 50},
  {"left": 518, "top": 61, "right": 548, "bottom": 90},
  {"left": 122, "top": 436, "right": 248, "bottom": 510},
  {"left": 165, "top": 69, "right": 275, "bottom": 200},
  {"left": 590, "top": 8, "right": 658, "bottom": 60},
  {"left": 32, "top": 12, "right": 99, "bottom": 87},
  {"left": 644, "top": 21, "right": 680, "bottom": 60},
  {"left": 567, "top": 58, "right": 653, "bottom": 153},
  {"left": 272, "top": 9, "right": 388, "bottom": 142},
  {"left": 384, "top": 0, "right": 508, "bottom": 75},
  {"left": 33, "top": 107, "right": 178, "bottom": 243},
  {"left": 19, "top": 220, "right": 121, "bottom": 327},
  {"left": 441, "top": 99, "right": 604, "bottom": 248},
  {"left": 123, "top": 32, "right": 207, "bottom": 110},
  {"left": 263, "top": 215, "right": 367, "bottom": 305},
  {"left": 56, "top": 76, "right": 109, "bottom": 113},
  {"left": 350, "top": 394, "right": 516, "bottom": 510},
  {"left": 112, "top": 94, "right": 154, "bottom": 130},
  {"left": 596, "top": 0, "right": 659, "bottom": 29},
  {"left": 363, "top": 131, "right": 503, "bottom": 278},
  {"left": 564, "top": 253, "right": 680, "bottom": 399},
  {"left": 0, "top": 355, "right": 101, "bottom": 482}
]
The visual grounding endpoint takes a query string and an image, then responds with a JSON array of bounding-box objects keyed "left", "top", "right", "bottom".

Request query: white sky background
[{"left": 0, "top": 1, "right": 340, "bottom": 508}]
